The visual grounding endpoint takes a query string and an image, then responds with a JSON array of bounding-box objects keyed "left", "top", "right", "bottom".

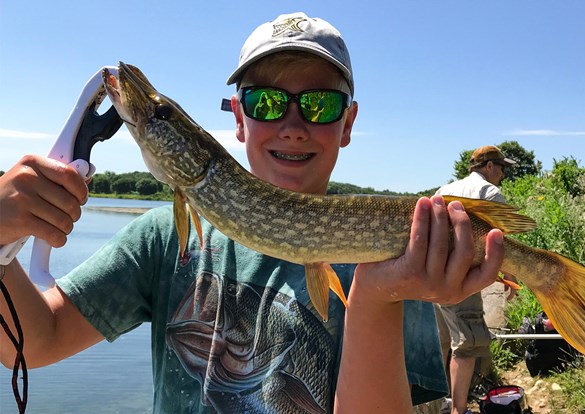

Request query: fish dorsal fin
[{"left": 443, "top": 196, "right": 536, "bottom": 234}]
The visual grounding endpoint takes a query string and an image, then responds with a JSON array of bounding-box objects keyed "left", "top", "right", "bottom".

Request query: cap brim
[{"left": 226, "top": 44, "right": 353, "bottom": 96}]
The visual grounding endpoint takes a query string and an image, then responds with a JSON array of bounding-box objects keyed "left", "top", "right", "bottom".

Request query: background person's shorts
[{"left": 435, "top": 292, "right": 492, "bottom": 358}]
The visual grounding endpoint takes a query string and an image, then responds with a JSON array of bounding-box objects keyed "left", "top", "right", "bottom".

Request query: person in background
[
  {"left": 0, "top": 13, "right": 505, "bottom": 412},
  {"left": 434, "top": 145, "right": 517, "bottom": 414}
]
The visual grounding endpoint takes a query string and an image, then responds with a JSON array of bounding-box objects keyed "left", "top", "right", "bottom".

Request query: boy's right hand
[{"left": 0, "top": 155, "right": 88, "bottom": 248}]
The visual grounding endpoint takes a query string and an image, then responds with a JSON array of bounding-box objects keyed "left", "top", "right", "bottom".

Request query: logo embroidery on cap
[{"left": 272, "top": 17, "right": 307, "bottom": 37}]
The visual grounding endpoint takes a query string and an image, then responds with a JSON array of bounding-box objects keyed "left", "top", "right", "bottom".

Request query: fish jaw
[{"left": 103, "top": 62, "right": 211, "bottom": 188}]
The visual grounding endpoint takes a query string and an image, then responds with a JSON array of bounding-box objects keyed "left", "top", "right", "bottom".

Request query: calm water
[{"left": 1, "top": 198, "right": 170, "bottom": 413}]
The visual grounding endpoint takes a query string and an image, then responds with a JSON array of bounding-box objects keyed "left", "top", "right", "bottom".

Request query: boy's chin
[{"left": 272, "top": 177, "right": 327, "bottom": 194}]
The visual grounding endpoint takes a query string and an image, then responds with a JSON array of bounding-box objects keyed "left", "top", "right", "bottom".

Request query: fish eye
[{"left": 155, "top": 104, "right": 173, "bottom": 120}]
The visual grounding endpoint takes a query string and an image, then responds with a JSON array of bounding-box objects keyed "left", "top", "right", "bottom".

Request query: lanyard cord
[{"left": 0, "top": 279, "right": 28, "bottom": 413}]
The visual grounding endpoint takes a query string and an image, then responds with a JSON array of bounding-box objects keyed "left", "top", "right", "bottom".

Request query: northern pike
[{"left": 103, "top": 62, "right": 585, "bottom": 354}]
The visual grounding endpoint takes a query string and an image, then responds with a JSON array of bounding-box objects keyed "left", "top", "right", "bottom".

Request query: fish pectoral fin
[
  {"left": 173, "top": 190, "right": 189, "bottom": 257},
  {"left": 325, "top": 264, "right": 348, "bottom": 308},
  {"left": 443, "top": 195, "right": 536, "bottom": 234},
  {"left": 305, "top": 263, "right": 348, "bottom": 322},
  {"left": 496, "top": 274, "right": 522, "bottom": 290},
  {"left": 188, "top": 204, "right": 203, "bottom": 249}
]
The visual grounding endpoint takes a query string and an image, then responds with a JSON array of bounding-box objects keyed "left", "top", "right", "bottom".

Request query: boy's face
[{"left": 232, "top": 59, "right": 358, "bottom": 194}]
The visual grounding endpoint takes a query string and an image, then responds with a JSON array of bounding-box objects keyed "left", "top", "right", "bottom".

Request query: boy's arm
[
  {"left": 335, "top": 196, "right": 504, "bottom": 412},
  {"left": 0, "top": 155, "right": 104, "bottom": 368},
  {"left": 0, "top": 260, "right": 104, "bottom": 368}
]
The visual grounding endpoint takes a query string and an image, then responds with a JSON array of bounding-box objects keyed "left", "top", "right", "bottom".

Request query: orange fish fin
[
  {"left": 495, "top": 275, "right": 522, "bottom": 290},
  {"left": 173, "top": 190, "right": 189, "bottom": 257},
  {"left": 324, "top": 263, "right": 348, "bottom": 308},
  {"left": 443, "top": 195, "right": 536, "bottom": 234},
  {"left": 305, "top": 263, "right": 348, "bottom": 321},
  {"left": 305, "top": 263, "right": 333, "bottom": 322},
  {"left": 188, "top": 204, "right": 203, "bottom": 249}
]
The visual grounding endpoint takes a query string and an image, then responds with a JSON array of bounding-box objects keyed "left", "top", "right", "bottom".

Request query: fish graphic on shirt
[{"left": 166, "top": 271, "right": 336, "bottom": 413}]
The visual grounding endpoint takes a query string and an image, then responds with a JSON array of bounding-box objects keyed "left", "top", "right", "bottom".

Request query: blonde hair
[{"left": 239, "top": 51, "right": 351, "bottom": 95}]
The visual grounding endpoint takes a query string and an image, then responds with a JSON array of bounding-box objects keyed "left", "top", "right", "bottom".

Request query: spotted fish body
[{"left": 103, "top": 62, "right": 585, "bottom": 355}]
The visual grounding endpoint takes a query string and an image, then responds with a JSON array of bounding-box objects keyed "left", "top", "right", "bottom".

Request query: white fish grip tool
[{"left": 0, "top": 66, "right": 123, "bottom": 288}]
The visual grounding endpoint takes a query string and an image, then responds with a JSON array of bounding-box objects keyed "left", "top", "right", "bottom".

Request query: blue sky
[{"left": 1, "top": 1, "right": 583, "bottom": 193}]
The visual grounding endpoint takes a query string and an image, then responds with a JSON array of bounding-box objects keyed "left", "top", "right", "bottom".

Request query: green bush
[{"left": 503, "top": 156, "right": 585, "bottom": 263}]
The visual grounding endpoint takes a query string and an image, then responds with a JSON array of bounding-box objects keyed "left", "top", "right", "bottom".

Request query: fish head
[{"left": 103, "top": 62, "right": 218, "bottom": 188}]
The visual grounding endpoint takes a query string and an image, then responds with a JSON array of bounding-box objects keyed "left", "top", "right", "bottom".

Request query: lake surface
[{"left": 0, "top": 198, "right": 171, "bottom": 414}]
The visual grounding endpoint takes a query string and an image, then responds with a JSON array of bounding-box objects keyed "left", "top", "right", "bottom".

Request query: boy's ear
[
  {"left": 340, "top": 101, "right": 358, "bottom": 148},
  {"left": 232, "top": 95, "right": 246, "bottom": 142}
]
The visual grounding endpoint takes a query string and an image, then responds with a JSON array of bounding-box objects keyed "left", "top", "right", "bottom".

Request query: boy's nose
[{"left": 279, "top": 102, "right": 310, "bottom": 140}]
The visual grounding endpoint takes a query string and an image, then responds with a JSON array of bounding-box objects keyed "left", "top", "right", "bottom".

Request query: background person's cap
[
  {"left": 226, "top": 12, "right": 354, "bottom": 96},
  {"left": 470, "top": 145, "right": 517, "bottom": 166}
]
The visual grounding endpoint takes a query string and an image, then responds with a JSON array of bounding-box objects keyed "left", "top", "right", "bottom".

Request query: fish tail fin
[
  {"left": 443, "top": 196, "right": 536, "bottom": 234},
  {"left": 305, "top": 263, "right": 348, "bottom": 322},
  {"left": 535, "top": 253, "right": 585, "bottom": 355}
]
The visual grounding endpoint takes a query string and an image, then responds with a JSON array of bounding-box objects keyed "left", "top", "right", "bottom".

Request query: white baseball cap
[{"left": 226, "top": 12, "right": 354, "bottom": 96}]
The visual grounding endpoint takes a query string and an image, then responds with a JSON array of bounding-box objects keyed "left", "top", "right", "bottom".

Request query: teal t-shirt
[{"left": 58, "top": 206, "right": 447, "bottom": 412}]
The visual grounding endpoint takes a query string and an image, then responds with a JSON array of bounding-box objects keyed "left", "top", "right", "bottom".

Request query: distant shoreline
[{"left": 84, "top": 206, "right": 151, "bottom": 214}]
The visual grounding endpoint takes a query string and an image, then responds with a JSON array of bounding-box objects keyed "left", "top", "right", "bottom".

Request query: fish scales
[
  {"left": 104, "top": 62, "right": 585, "bottom": 354},
  {"left": 187, "top": 156, "right": 414, "bottom": 265}
]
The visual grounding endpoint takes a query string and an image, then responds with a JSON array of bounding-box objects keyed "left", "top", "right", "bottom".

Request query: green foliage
[
  {"left": 490, "top": 339, "right": 521, "bottom": 371},
  {"left": 327, "top": 181, "right": 416, "bottom": 196},
  {"left": 503, "top": 156, "right": 585, "bottom": 263},
  {"left": 454, "top": 149, "right": 474, "bottom": 180},
  {"left": 452, "top": 140, "right": 541, "bottom": 181},
  {"left": 548, "top": 356, "right": 585, "bottom": 411},
  {"left": 498, "top": 140, "right": 542, "bottom": 180},
  {"left": 90, "top": 170, "right": 172, "bottom": 199},
  {"left": 327, "top": 181, "right": 375, "bottom": 194},
  {"left": 136, "top": 178, "right": 161, "bottom": 196},
  {"left": 551, "top": 156, "right": 584, "bottom": 197},
  {"left": 111, "top": 176, "right": 135, "bottom": 194},
  {"left": 89, "top": 174, "right": 111, "bottom": 194},
  {"left": 504, "top": 287, "right": 541, "bottom": 333}
]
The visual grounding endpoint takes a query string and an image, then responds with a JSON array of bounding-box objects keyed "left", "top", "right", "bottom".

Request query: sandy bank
[{"left": 84, "top": 206, "right": 151, "bottom": 214}]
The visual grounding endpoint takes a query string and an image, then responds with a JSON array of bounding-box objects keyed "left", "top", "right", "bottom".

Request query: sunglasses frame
[{"left": 238, "top": 86, "right": 352, "bottom": 124}]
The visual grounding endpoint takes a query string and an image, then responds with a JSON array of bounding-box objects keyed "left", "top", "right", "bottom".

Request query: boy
[{"left": 0, "top": 12, "right": 504, "bottom": 412}]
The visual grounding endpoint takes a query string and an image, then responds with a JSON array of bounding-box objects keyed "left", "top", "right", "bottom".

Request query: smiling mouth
[{"left": 271, "top": 151, "right": 314, "bottom": 161}]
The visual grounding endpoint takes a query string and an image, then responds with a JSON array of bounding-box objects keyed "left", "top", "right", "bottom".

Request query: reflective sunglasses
[{"left": 238, "top": 86, "right": 352, "bottom": 124}]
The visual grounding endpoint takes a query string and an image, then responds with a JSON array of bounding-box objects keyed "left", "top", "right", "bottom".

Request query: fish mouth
[
  {"left": 270, "top": 151, "right": 314, "bottom": 162},
  {"left": 102, "top": 61, "right": 157, "bottom": 128},
  {"left": 102, "top": 69, "right": 135, "bottom": 126}
]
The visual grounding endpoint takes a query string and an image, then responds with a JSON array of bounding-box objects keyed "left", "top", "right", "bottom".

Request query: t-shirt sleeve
[
  {"left": 483, "top": 185, "right": 506, "bottom": 203},
  {"left": 57, "top": 206, "right": 176, "bottom": 342}
]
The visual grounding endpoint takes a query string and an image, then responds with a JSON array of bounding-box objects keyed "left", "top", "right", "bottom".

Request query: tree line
[{"left": 0, "top": 140, "right": 572, "bottom": 200}]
